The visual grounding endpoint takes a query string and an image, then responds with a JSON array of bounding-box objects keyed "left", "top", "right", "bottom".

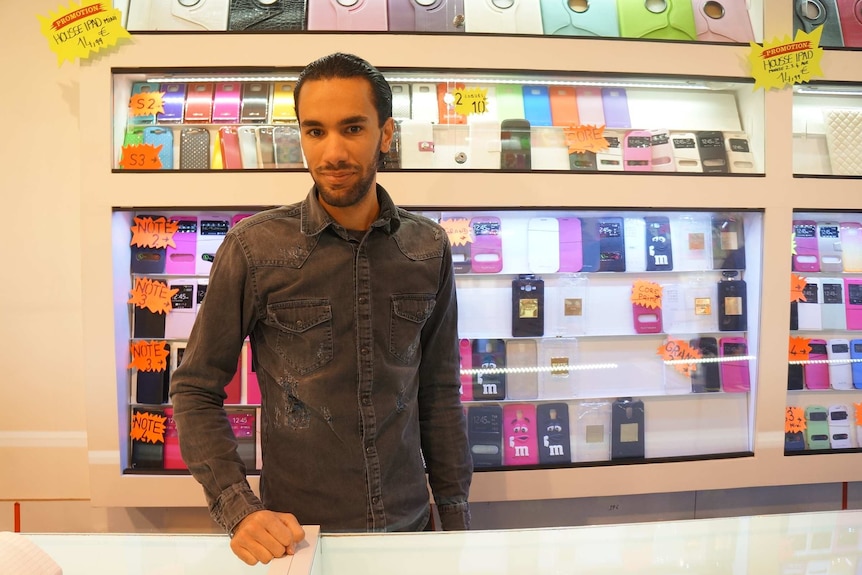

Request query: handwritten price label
[
  {"left": 749, "top": 27, "right": 824, "bottom": 90},
  {"left": 790, "top": 274, "right": 808, "bottom": 303},
  {"left": 119, "top": 144, "right": 163, "bottom": 170},
  {"left": 128, "top": 278, "right": 178, "bottom": 315},
  {"left": 631, "top": 280, "right": 663, "bottom": 309},
  {"left": 563, "top": 124, "right": 609, "bottom": 154},
  {"left": 453, "top": 88, "right": 489, "bottom": 116},
  {"left": 37, "top": 2, "right": 130, "bottom": 66},
  {"left": 658, "top": 338, "right": 702, "bottom": 376},
  {"left": 128, "top": 341, "right": 169, "bottom": 372},
  {"left": 788, "top": 336, "right": 812, "bottom": 362},
  {"left": 129, "top": 91, "right": 165, "bottom": 117},
  {"left": 440, "top": 218, "right": 472, "bottom": 247},
  {"left": 785, "top": 406, "right": 806, "bottom": 433},
  {"left": 131, "top": 411, "right": 166, "bottom": 444},
  {"left": 130, "top": 216, "right": 178, "bottom": 249}
]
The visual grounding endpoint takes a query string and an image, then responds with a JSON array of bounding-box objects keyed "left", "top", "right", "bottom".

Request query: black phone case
[
  {"left": 133, "top": 306, "right": 166, "bottom": 339},
  {"left": 512, "top": 275, "right": 545, "bottom": 337},
  {"left": 135, "top": 366, "right": 169, "bottom": 405},
  {"left": 228, "top": 0, "right": 307, "bottom": 31},
  {"left": 130, "top": 408, "right": 165, "bottom": 470},
  {"left": 611, "top": 398, "right": 645, "bottom": 460},
  {"left": 569, "top": 151, "right": 597, "bottom": 171},
  {"left": 179, "top": 128, "right": 211, "bottom": 170},
  {"left": 793, "top": 0, "right": 844, "bottom": 47},
  {"left": 467, "top": 405, "right": 503, "bottom": 468},
  {"left": 597, "top": 217, "right": 626, "bottom": 272},
  {"left": 696, "top": 130, "right": 729, "bottom": 173},
  {"left": 471, "top": 339, "right": 506, "bottom": 400},
  {"left": 645, "top": 216, "right": 674, "bottom": 271},
  {"left": 500, "top": 119, "right": 532, "bottom": 171},
  {"left": 241, "top": 83, "right": 270, "bottom": 123},
  {"left": 711, "top": 215, "right": 746, "bottom": 270},
  {"left": 787, "top": 364, "right": 804, "bottom": 391},
  {"left": 690, "top": 337, "right": 721, "bottom": 393},
  {"left": 579, "top": 217, "right": 602, "bottom": 272},
  {"left": 718, "top": 279, "right": 748, "bottom": 331},
  {"left": 537, "top": 403, "right": 571, "bottom": 464}
]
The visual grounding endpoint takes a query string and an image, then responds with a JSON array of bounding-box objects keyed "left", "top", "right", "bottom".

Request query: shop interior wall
[{"left": 1, "top": 0, "right": 861, "bottom": 536}]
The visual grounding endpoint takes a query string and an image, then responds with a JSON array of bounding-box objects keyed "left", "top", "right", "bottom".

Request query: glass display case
[{"left": 793, "top": 83, "right": 862, "bottom": 177}]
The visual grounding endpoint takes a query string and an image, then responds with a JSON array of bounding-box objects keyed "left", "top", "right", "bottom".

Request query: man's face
[{"left": 298, "top": 77, "right": 394, "bottom": 210}]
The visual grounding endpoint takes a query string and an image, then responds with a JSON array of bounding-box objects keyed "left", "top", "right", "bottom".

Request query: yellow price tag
[{"left": 453, "top": 88, "right": 489, "bottom": 116}]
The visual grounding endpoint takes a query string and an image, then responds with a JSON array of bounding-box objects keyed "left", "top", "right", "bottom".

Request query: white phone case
[
  {"left": 467, "top": 117, "right": 502, "bottom": 169},
  {"left": 126, "top": 0, "right": 230, "bottom": 31},
  {"left": 571, "top": 400, "right": 611, "bottom": 462},
  {"left": 670, "top": 131, "right": 703, "bottom": 173},
  {"left": 538, "top": 337, "right": 578, "bottom": 399},
  {"left": 724, "top": 131, "right": 757, "bottom": 173},
  {"left": 549, "top": 274, "right": 588, "bottom": 336},
  {"left": 464, "top": 0, "right": 544, "bottom": 33},
  {"left": 827, "top": 339, "right": 854, "bottom": 390},
  {"left": 410, "top": 83, "right": 439, "bottom": 124},
  {"left": 528, "top": 217, "right": 561, "bottom": 273},
  {"left": 797, "top": 277, "right": 823, "bottom": 331},
  {"left": 623, "top": 217, "right": 647, "bottom": 272},
  {"left": 670, "top": 213, "right": 713, "bottom": 271},
  {"left": 237, "top": 126, "right": 259, "bottom": 169},
  {"left": 596, "top": 130, "right": 624, "bottom": 172},
  {"left": 820, "top": 277, "right": 847, "bottom": 330},
  {"left": 164, "top": 279, "right": 197, "bottom": 339}
]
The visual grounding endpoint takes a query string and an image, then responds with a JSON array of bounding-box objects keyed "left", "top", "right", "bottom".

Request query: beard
[{"left": 312, "top": 136, "right": 382, "bottom": 209}]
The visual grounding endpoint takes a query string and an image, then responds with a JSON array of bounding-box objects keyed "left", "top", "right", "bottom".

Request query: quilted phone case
[
  {"left": 228, "top": 0, "right": 307, "bottom": 30},
  {"left": 824, "top": 109, "right": 862, "bottom": 176},
  {"left": 617, "top": 0, "right": 697, "bottom": 40}
]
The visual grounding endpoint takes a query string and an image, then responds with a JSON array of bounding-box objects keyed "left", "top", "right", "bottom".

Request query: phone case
[
  {"left": 827, "top": 339, "right": 854, "bottom": 390},
  {"left": 398, "top": 119, "right": 435, "bottom": 169},
  {"left": 850, "top": 338, "right": 862, "bottom": 388},
  {"left": 645, "top": 216, "right": 673, "bottom": 271},
  {"left": 548, "top": 86, "right": 579, "bottom": 126},
  {"left": 804, "top": 339, "right": 831, "bottom": 390},
  {"left": 601, "top": 88, "right": 631, "bottom": 129},
  {"left": 237, "top": 126, "right": 259, "bottom": 169},
  {"left": 669, "top": 131, "right": 703, "bottom": 172},
  {"left": 573, "top": 87, "right": 604, "bottom": 127},
  {"left": 712, "top": 215, "right": 746, "bottom": 270},
  {"left": 179, "top": 127, "right": 211, "bottom": 170},
  {"left": 844, "top": 278, "right": 862, "bottom": 329},
  {"left": 165, "top": 216, "right": 198, "bottom": 275},
  {"left": 463, "top": 0, "right": 544, "bottom": 33},
  {"left": 131, "top": 407, "right": 165, "bottom": 469},
  {"left": 538, "top": 336, "right": 578, "bottom": 398},
  {"left": 129, "top": 82, "right": 160, "bottom": 125},
  {"left": 501, "top": 119, "right": 532, "bottom": 170},
  {"left": 387, "top": 0, "right": 466, "bottom": 32},
  {"left": 690, "top": 337, "right": 721, "bottom": 393},
  {"left": 633, "top": 300, "right": 663, "bottom": 334},
  {"left": 162, "top": 407, "right": 186, "bottom": 470},
  {"left": 184, "top": 82, "right": 215, "bottom": 123},
  {"left": 164, "top": 280, "right": 196, "bottom": 339},
  {"left": 227, "top": 0, "right": 306, "bottom": 31},
  {"left": 142, "top": 127, "right": 174, "bottom": 170},
  {"left": 792, "top": 220, "right": 821, "bottom": 272},
  {"left": 568, "top": 151, "right": 597, "bottom": 172},
  {"left": 387, "top": 84, "right": 412, "bottom": 121},
  {"left": 828, "top": 405, "right": 852, "bottom": 448},
  {"left": 649, "top": 129, "right": 675, "bottom": 172},
  {"left": 558, "top": 217, "right": 583, "bottom": 272},
  {"left": 157, "top": 82, "right": 186, "bottom": 123},
  {"left": 273, "top": 124, "right": 304, "bottom": 168},
  {"left": 472, "top": 339, "right": 506, "bottom": 400},
  {"left": 495, "top": 84, "right": 526, "bottom": 121},
  {"left": 196, "top": 213, "right": 230, "bottom": 275},
  {"left": 696, "top": 130, "right": 729, "bottom": 173},
  {"left": 528, "top": 217, "right": 561, "bottom": 273},
  {"left": 467, "top": 405, "right": 503, "bottom": 468},
  {"left": 307, "top": 0, "right": 388, "bottom": 30},
  {"left": 719, "top": 337, "right": 751, "bottom": 392},
  {"left": 817, "top": 222, "right": 844, "bottom": 272},
  {"left": 837, "top": 0, "right": 862, "bottom": 46},
  {"left": 133, "top": 358, "right": 169, "bottom": 404},
  {"left": 718, "top": 277, "right": 747, "bottom": 331},
  {"left": 598, "top": 217, "right": 626, "bottom": 272},
  {"left": 579, "top": 218, "right": 601, "bottom": 273},
  {"left": 804, "top": 406, "right": 831, "bottom": 450},
  {"left": 623, "top": 130, "right": 652, "bottom": 172},
  {"left": 409, "top": 83, "right": 439, "bottom": 123},
  {"left": 503, "top": 404, "right": 539, "bottom": 466},
  {"left": 218, "top": 126, "right": 243, "bottom": 169},
  {"left": 623, "top": 216, "right": 647, "bottom": 272},
  {"left": 794, "top": 0, "right": 845, "bottom": 47},
  {"left": 596, "top": 130, "right": 624, "bottom": 171},
  {"left": 573, "top": 401, "right": 611, "bottom": 462},
  {"left": 537, "top": 403, "right": 571, "bottom": 464},
  {"left": 437, "top": 83, "right": 468, "bottom": 125},
  {"left": 255, "top": 126, "right": 276, "bottom": 169},
  {"left": 797, "top": 278, "right": 822, "bottom": 331},
  {"left": 539, "top": 0, "right": 619, "bottom": 36},
  {"left": 671, "top": 213, "right": 711, "bottom": 271},
  {"left": 130, "top": 213, "right": 168, "bottom": 275},
  {"left": 522, "top": 85, "right": 553, "bottom": 127},
  {"left": 617, "top": 0, "right": 697, "bottom": 40},
  {"left": 724, "top": 132, "right": 757, "bottom": 173},
  {"left": 227, "top": 409, "right": 257, "bottom": 469},
  {"left": 270, "top": 81, "right": 297, "bottom": 123},
  {"left": 469, "top": 216, "right": 503, "bottom": 273},
  {"left": 240, "top": 82, "right": 270, "bottom": 123},
  {"left": 692, "top": 0, "right": 755, "bottom": 42},
  {"left": 512, "top": 275, "right": 545, "bottom": 338},
  {"left": 553, "top": 274, "right": 587, "bottom": 336},
  {"left": 126, "top": 0, "right": 230, "bottom": 30},
  {"left": 505, "top": 339, "right": 538, "bottom": 400},
  {"left": 820, "top": 277, "right": 847, "bottom": 330},
  {"left": 788, "top": 363, "right": 805, "bottom": 391},
  {"left": 458, "top": 338, "right": 474, "bottom": 402},
  {"left": 840, "top": 221, "right": 862, "bottom": 271},
  {"left": 611, "top": 398, "right": 645, "bottom": 459},
  {"left": 213, "top": 82, "right": 242, "bottom": 123}
]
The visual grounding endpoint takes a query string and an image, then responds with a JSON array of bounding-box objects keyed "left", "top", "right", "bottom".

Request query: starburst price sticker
[
  {"left": 789, "top": 336, "right": 812, "bottom": 362},
  {"left": 453, "top": 88, "right": 489, "bottom": 116},
  {"left": 791, "top": 231, "right": 797, "bottom": 256},
  {"left": 631, "top": 280, "right": 663, "bottom": 309},
  {"left": 749, "top": 27, "right": 824, "bottom": 90},
  {"left": 131, "top": 411, "right": 166, "bottom": 444},
  {"left": 119, "top": 144, "right": 164, "bottom": 170},
  {"left": 128, "top": 278, "right": 178, "bottom": 315},
  {"left": 37, "top": 2, "right": 130, "bottom": 66},
  {"left": 785, "top": 406, "right": 806, "bottom": 434},
  {"left": 440, "top": 218, "right": 472, "bottom": 247},
  {"left": 790, "top": 274, "right": 808, "bottom": 303},
  {"left": 658, "top": 338, "right": 702, "bottom": 376},
  {"left": 130, "top": 216, "right": 178, "bottom": 249},
  {"left": 563, "top": 124, "right": 609, "bottom": 154},
  {"left": 128, "top": 341, "right": 170, "bottom": 372},
  {"left": 129, "top": 91, "right": 165, "bottom": 118}
]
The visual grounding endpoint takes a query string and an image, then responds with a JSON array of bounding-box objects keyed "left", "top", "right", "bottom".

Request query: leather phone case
[{"left": 228, "top": 0, "right": 306, "bottom": 30}]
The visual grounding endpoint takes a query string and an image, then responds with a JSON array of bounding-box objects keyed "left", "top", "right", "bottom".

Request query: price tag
[
  {"left": 749, "top": 27, "right": 824, "bottom": 90},
  {"left": 130, "top": 216, "right": 178, "bottom": 249},
  {"left": 785, "top": 406, "right": 806, "bottom": 433},
  {"left": 129, "top": 91, "right": 165, "bottom": 117},
  {"left": 128, "top": 341, "right": 170, "bottom": 372},
  {"left": 791, "top": 231, "right": 797, "bottom": 256},
  {"left": 563, "top": 124, "right": 609, "bottom": 154},
  {"left": 440, "top": 218, "right": 472, "bottom": 247},
  {"left": 452, "top": 88, "right": 489, "bottom": 116},
  {"left": 788, "top": 336, "right": 811, "bottom": 362},
  {"left": 131, "top": 411, "right": 166, "bottom": 444},
  {"left": 790, "top": 274, "right": 808, "bottom": 303},
  {"left": 657, "top": 337, "right": 702, "bottom": 376},
  {"left": 119, "top": 144, "right": 164, "bottom": 170},
  {"left": 631, "top": 280, "right": 663, "bottom": 309},
  {"left": 128, "top": 278, "right": 178, "bottom": 315},
  {"left": 38, "top": 2, "right": 130, "bottom": 66}
]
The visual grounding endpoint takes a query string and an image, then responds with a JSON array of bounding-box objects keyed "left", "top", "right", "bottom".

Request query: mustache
[{"left": 319, "top": 162, "right": 357, "bottom": 171}]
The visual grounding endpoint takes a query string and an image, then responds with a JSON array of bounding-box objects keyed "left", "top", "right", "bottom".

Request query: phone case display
[
  {"left": 112, "top": 69, "right": 763, "bottom": 175},
  {"left": 793, "top": 83, "right": 862, "bottom": 176},
  {"left": 439, "top": 207, "right": 763, "bottom": 470},
  {"left": 786, "top": 210, "right": 862, "bottom": 454},
  {"left": 115, "top": 0, "right": 761, "bottom": 41},
  {"left": 792, "top": 0, "right": 862, "bottom": 48}
]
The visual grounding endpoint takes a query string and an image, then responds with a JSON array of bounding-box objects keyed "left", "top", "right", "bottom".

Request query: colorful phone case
[
  {"left": 522, "top": 85, "right": 553, "bottom": 127},
  {"left": 494, "top": 84, "right": 526, "bottom": 121},
  {"left": 162, "top": 407, "right": 186, "bottom": 470},
  {"left": 804, "top": 406, "right": 831, "bottom": 449},
  {"left": 218, "top": 126, "right": 243, "bottom": 169},
  {"left": 179, "top": 127, "right": 211, "bottom": 170},
  {"left": 387, "top": 0, "right": 466, "bottom": 32},
  {"left": 537, "top": 403, "right": 572, "bottom": 464},
  {"left": 805, "top": 339, "right": 831, "bottom": 390},
  {"left": 719, "top": 337, "right": 751, "bottom": 392},
  {"left": 792, "top": 220, "right": 821, "bottom": 272},
  {"left": 841, "top": 221, "right": 862, "bottom": 271},
  {"left": 623, "top": 130, "right": 653, "bottom": 172},
  {"left": 503, "top": 404, "right": 539, "bottom": 466},
  {"left": 539, "top": 0, "right": 619, "bottom": 36},
  {"left": 241, "top": 82, "right": 270, "bottom": 123},
  {"left": 213, "top": 82, "right": 242, "bottom": 124},
  {"left": 271, "top": 81, "right": 297, "bottom": 123},
  {"left": 548, "top": 86, "right": 579, "bottom": 126},
  {"left": 558, "top": 216, "right": 583, "bottom": 272},
  {"left": 142, "top": 127, "right": 174, "bottom": 170},
  {"left": 129, "top": 82, "right": 160, "bottom": 125},
  {"left": 617, "top": 0, "right": 697, "bottom": 40},
  {"left": 157, "top": 82, "right": 186, "bottom": 123},
  {"left": 845, "top": 278, "right": 862, "bottom": 330},
  {"left": 470, "top": 216, "right": 503, "bottom": 273},
  {"left": 601, "top": 88, "right": 631, "bottom": 129},
  {"left": 837, "top": 0, "right": 862, "bottom": 47},
  {"left": 575, "top": 87, "right": 605, "bottom": 126},
  {"left": 472, "top": 339, "right": 507, "bottom": 400},
  {"left": 692, "top": 0, "right": 755, "bottom": 42},
  {"left": 458, "top": 338, "right": 474, "bottom": 401},
  {"left": 307, "top": 0, "right": 388, "bottom": 30},
  {"left": 850, "top": 338, "right": 862, "bottom": 388},
  {"left": 650, "top": 129, "right": 675, "bottom": 172},
  {"left": 165, "top": 216, "right": 198, "bottom": 275},
  {"left": 184, "top": 82, "right": 215, "bottom": 123},
  {"left": 633, "top": 301, "right": 663, "bottom": 334},
  {"left": 437, "top": 82, "right": 468, "bottom": 125},
  {"left": 645, "top": 216, "right": 673, "bottom": 271}
]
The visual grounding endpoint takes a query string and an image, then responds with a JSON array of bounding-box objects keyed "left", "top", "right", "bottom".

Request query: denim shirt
[{"left": 170, "top": 185, "right": 472, "bottom": 534}]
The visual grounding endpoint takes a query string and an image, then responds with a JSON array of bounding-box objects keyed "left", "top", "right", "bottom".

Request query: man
[{"left": 170, "top": 52, "right": 473, "bottom": 566}]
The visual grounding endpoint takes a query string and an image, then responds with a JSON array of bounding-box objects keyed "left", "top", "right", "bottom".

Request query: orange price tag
[
  {"left": 631, "top": 280, "right": 663, "bottom": 309},
  {"left": 440, "top": 218, "right": 472, "bottom": 247},
  {"left": 785, "top": 406, "right": 806, "bottom": 433},
  {"left": 129, "top": 91, "right": 165, "bottom": 117},
  {"left": 657, "top": 337, "right": 702, "bottom": 376},
  {"left": 130, "top": 216, "right": 178, "bottom": 249},
  {"left": 128, "top": 278, "right": 178, "bottom": 315},
  {"left": 788, "top": 336, "right": 811, "bottom": 362},
  {"left": 790, "top": 274, "right": 808, "bottom": 303},
  {"left": 119, "top": 143, "right": 163, "bottom": 170},
  {"left": 855, "top": 403, "right": 862, "bottom": 426},
  {"left": 131, "top": 411, "right": 166, "bottom": 444},
  {"left": 128, "top": 340, "right": 169, "bottom": 372},
  {"left": 563, "top": 124, "right": 609, "bottom": 154}
]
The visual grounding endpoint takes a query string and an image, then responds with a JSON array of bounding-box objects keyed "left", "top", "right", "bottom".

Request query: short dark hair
[{"left": 294, "top": 52, "right": 392, "bottom": 127}]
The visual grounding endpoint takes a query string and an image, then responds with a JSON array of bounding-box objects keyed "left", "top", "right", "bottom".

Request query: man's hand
[{"left": 230, "top": 510, "right": 306, "bottom": 565}]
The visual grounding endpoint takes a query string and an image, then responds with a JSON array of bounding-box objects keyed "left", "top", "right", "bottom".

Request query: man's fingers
[{"left": 277, "top": 512, "right": 306, "bottom": 552}]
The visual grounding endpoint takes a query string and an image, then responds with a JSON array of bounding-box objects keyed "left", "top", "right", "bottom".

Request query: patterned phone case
[
  {"left": 228, "top": 0, "right": 307, "bottom": 31},
  {"left": 180, "top": 128, "right": 211, "bottom": 170}
]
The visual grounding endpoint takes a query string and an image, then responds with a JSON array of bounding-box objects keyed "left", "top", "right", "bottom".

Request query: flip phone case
[
  {"left": 528, "top": 217, "right": 561, "bottom": 273},
  {"left": 837, "top": 0, "right": 862, "bottom": 46},
  {"left": 623, "top": 130, "right": 652, "bottom": 171},
  {"left": 828, "top": 405, "right": 852, "bottom": 448},
  {"left": 792, "top": 220, "right": 821, "bottom": 272},
  {"left": 579, "top": 217, "right": 601, "bottom": 273},
  {"left": 307, "top": 0, "right": 388, "bottom": 30},
  {"left": 794, "top": 0, "right": 845, "bottom": 47},
  {"left": 227, "top": 409, "right": 257, "bottom": 469},
  {"left": 690, "top": 337, "right": 721, "bottom": 392},
  {"left": 537, "top": 403, "right": 572, "bottom": 463},
  {"left": 840, "top": 221, "right": 862, "bottom": 271},
  {"left": 817, "top": 222, "right": 844, "bottom": 272},
  {"left": 696, "top": 130, "right": 728, "bottom": 173},
  {"left": 129, "top": 82, "right": 160, "bottom": 125},
  {"left": 645, "top": 216, "right": 673, "bottom": 271},
  {"left": 470, "top": 216, "right": 503, "bottom": 273},
  {"left": 548, "top": 86, "right": 579, "bottom": 126},
  {"left": 804, "top": 406, "right": 831, "bottom": 449},
  {"left": 468, "top": 405, "right": 503, "bottom": 468},
  {"left": 805, "top": 339, "right": 831, "bottom": 390},
  {"left": 650, "top": 129, "right": 675, "bottom": 172},
  {"left": 596, "top": 130, "right": 624, "bottom": 171},
  {"left": 130, "top": 214, "right": 168, "bottom": 274},
  {"left": 157, "top": 83, "right": 186, "bottom": 123},
  {"left": 692, "top": 0, "right": 755, "bottom": 42},
  {"left": 134, "top": 365, "right": 168, "bottom": 405},
  {"left": 827, "top": 339, "right": 854, "bottom": 390},
  {"left": 213, "top": 82, "right": 242, "bottom": 123},
  {"left": 184, "top": 82, "right": 215, "bottom": 123},
  {"left": 718, "top": 276, "right": 747, "bottom": 331},
  {"left": 505, "top": 339, "right": 538, "bottom": 400},
  {"left": 821, "top": 277, "right": 847, "bottom": 330},
  {"left": 463, "top": 0, "right": 544, "bottom": 33},
  {"left": 142, "top": 127, "right": 174, "bottom": 170},
  {"left": 179, "top": 127, "right": 211, "bottom": 170},
  {"left": 601, "top": 88, "right": 631, "bottom": 129},
  {"left": 512, "top": 275, "right": 545, "bottom": 337},
  {"left": 241, "top": 82, "right": 270, "bottom": 123},
  {"left": 459, "top": 338, "right": 474, "bottom": 401},
  {"left": 273, "top": 124, "right": 304, "bottom": 168},
  {"left": 719, "top": 337, "right": 751, "bottom": 392},
  {"left": 569, "top": 151, "right": 597, "bottom": 171},
  {"left": 522, "top": 85, "right": 553, "bottom": 127},
  {"left": 228, "top": 0, "right": 306, "bottom": 31},
  {"left": 271, "top": 82, "right": 297, "bottom": 123},
  {"left": 503, "top": 404, "right": 539, "bottom": 466},
  {"left": 387, "top": 0, "right": 466, "bottom": 32},
  {"left": 558, "top": 216, "right": 583, "bottom": 272},
  {"left": 598, "top": 217, "right": 626, "bottom": 272},
  {"left": 724, "top": 131, "right": 757, "bottom": 173},
  {"left": 472, "top": 339, "right": 506, "bottom": 400},
  {"left": 539, "top": 0, "right": 620, "bottom": 36},
  {"left": 623, "top": 216, "right": 647, "bottom": 272},
  {"left": 219, "top": 126, "right": 243, "bottom": 169},
  {"left": 196, "top": 214, "right": 230, "bottom": 275},
  {"left": 611, "top": 398, "right": 645, "bottom": 459},
  {"left": 617, "top": 0, "right": 697, "bottom": 40},
  {"left": 794, "top": 278, "right": 822, "bottom": 331},
  {"left": 164, "top": 280, "right": 196, "bottom": 339},
  {"left": 845, "top": 278, "right": 862, "bottom": 329},
  {"left": 670, "top": 131, "right": 703, "bottom": 172},
  {"left": 131, "top": 407, "right": 165, "bottom": 469},
  {"left": 165, "top": 216, "right": 198, "bottom": 275}
]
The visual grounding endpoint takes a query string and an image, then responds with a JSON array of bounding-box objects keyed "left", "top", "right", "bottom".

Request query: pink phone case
[
  {"left": 623, "top": 130, "right": 653, "bottom": 171},
  {"left": 165, "top": 215, "right": 198, "bottom": 275},
  {"left": 558, "top": 216, "right": 583, "bottom": 272},
  {"left": 575, "top": 87, "right": 605, "bottom": 126},
  {"left": 245, "top": 342, "right": 260, "bottom": 405},
  {"left": 692, "top": 0, "right": 755, "bottom": 42},
  {"left": 838, "top": 0, "right": 862, "bottom": 47},
  {"left": 805, "top": 339, "right": 830, "bottom": 390},
  {"left": 219, "top": 127, "right": 243, "bottom": 170},
  {"left": 503, "top": 404, "right": 539, "bottom": 466},
  {"left": 845, "top": 278, "right": 862, "bottom": 329},
  {"left": 470, "top": 217, "right": 503, "bottom": 273},
  {"left": 719, "top": 337, "right": 751, "bottom": 392},
  {"left": 650, "top": 129, "right": 675, "bottom": 172},
  {"left": 213, "top": 82, "right": 242, "bottom": 123},
  {"left": 841, "top": 221, "right": 862, "bottom": 271},
  {"left": 307, "top": 0, "right": 388, "bottom": 30},
  {"left": 162, "top": 407, "right": 187, "bottom": 470},
  {"left": 792, "top": 220, "right": 820, "bottom": 272},
  {"left": 459, "top": 338, "right": 474, "bottom": 402},
  {"left": 633, "top": 302, "right": 663, "bottom": 334},
  {"left": 231, "top": 213, "right": 255, "bottom": 228},
  {"left": 225, "top": 355, "right": 242, "bottom": 405}
]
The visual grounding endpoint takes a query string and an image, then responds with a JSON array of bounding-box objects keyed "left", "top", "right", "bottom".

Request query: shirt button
[
  {"left": 358, "top": 296, "right": 367, "bottom": 304},
  {"left": 362, "top": 397, "right": 371, "bottom": 406},
  {"left": 372, "top": 496, "right": 380, "bottom": 504},
  {"left": 366, "top": 446, "right": 373, "bottom": 454},
  {"left": 360, "top": 348, "right": 369, "bottom": 355}
]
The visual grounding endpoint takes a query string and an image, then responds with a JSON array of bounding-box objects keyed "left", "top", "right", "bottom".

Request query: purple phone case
[
  {"left": 601, "top": 87, "right": 631, "bottom": 129},
  {"left": 158, "top": 83, "right": 187, "bottom": 123},
  {"left": 387, "top": 0, "right": 465, "bottom": 32}
]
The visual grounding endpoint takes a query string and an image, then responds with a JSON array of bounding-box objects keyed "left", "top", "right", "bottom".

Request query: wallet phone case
[
  {"left": 387, "top": 0, "right": 466, "bottom": 32},
  {"left": 540, "top": 0, "right": 620, "bottom": 36},
  {"left": 692, "top": 0, "right": 755, "bottom": 42},
  {"left": 837, "top": 0, "right": 862, "bottom": 46},
  {"left": 617, "top": 0, "right": 697, "bottom": 41},
  {"left": 307, "top": 0, "right": 388, "bottom": 30},
  {"left": 228, "top": 0, "right": 306, "bottom": 31},
  {"left": 794, "top": 0, "right": 845, "bottom": 47}
]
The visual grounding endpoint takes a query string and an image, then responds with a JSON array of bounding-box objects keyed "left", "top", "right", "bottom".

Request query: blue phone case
[
  {"left": 539, "top": 0, "right": 619, "bottom": 36},
  {"left": 850, "top": 339, "right": 862, "bottom": 388},
  {"left": 143, "top": 127, "right": 175, "bottom": 170},
  {"left": 522, "top": 85, "right": 553, "bottom": 127}
]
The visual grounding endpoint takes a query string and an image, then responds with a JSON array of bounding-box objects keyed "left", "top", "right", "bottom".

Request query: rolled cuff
[
  {"left": 211, "top": 481, "right": 267, "bottom": 534},
  {"left": 437, "top": 501, "right": 471, "bottom": 531}
]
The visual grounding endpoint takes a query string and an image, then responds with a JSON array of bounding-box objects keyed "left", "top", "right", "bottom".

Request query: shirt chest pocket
[
  {"left": 389, "top": 294, "right": 436, "bottom": 364},
  {"left": 266, "top": 299, "right": 333, "bottom": 375}
]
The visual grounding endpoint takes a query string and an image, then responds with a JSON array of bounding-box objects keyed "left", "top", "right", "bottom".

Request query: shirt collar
[{"left": 300, "top": 184, "right": 402, "bottom": 236}]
